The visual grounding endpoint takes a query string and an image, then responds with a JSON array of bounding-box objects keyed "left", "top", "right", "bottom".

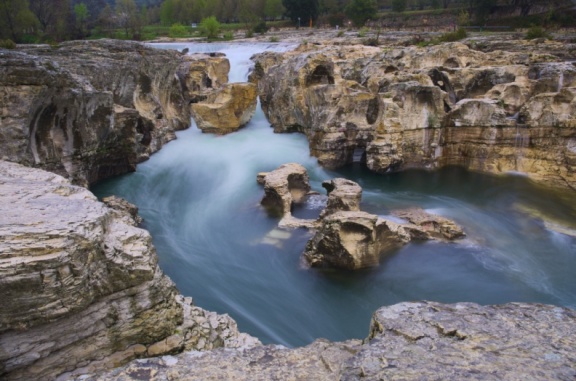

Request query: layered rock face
[
  {"left": 83, "top": 301, "right": 576, "bottom": 381},
  {"left": 0, "top": 161, "right": 259, "bottom": 381},
  {"left": 251, "top": 39, "right": 576, "bottom": 190},
  {"left": 0, "top": 40, "right": 239, "bottom": 187}
]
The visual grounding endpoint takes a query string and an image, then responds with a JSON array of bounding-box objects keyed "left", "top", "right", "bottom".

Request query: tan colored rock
[
  {"left": 0, "top": 161, "right": 259, "bottom": 381},
  {"left": 445, "top": 98, "right": 515, "bottom": 127},
  {"left": 320, "top": 178, "right": 362, "bottom": 218},
  {"left": 392, "top": 208, "right": 466, "bottom": 240},
  {"left": 303, "top": 211, "right": 410, "bottom": 270},
  {"left": 519, "top": 88, "right": 576, "bottom": 127},
  {"left": 192, "top": 82, "right": 258, "bottom": 134},
  {"left": 177, "top": 53, "right": 230, "bottom": 102}
]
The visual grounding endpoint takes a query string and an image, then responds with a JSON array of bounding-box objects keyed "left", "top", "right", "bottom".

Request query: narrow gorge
[{"left": 1, "top": 34, "right": 575, "bottom": 380}]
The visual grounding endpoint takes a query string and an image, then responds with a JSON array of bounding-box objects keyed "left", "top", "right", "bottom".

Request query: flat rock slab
[{"left": 82, "top": 301, "right": 576, "bottom": 381}]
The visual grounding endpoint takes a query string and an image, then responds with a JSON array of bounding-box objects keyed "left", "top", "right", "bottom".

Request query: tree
[
  {"left": 200, "top": 15, "right": 220, "bottom": 39},
  {"left": 265, "top": 0, "right": 285, "bottom": 20},
  {"left": 442, "top": 0, "right": 451, "bottom": 8},
  {"left": 345, "top": 0, "right": 377, "bottom": 27},
  {"left": 116, "top": 0, "right": 140, "bottom": 38},
  {"left": 391, "top": 0, "right": 406, "bottom": 13},
  {"left": 0, "top": 0, "right": 38, "bottom": 41},
  {"left": 73, "top": 2, "right": 88, "bottom": 37},
  {"left": 282, "top": 0, "right": 320, "bottom": 24}
]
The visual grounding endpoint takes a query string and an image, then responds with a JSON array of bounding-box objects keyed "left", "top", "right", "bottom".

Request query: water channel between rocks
[{"left": 92, "top": 42, "right": 576, "bottom": 347}]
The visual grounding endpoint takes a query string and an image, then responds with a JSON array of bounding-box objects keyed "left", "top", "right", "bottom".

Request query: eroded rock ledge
[
  {"left": 0, "top": 161, "right": 259, "bottom": 381},
  {"left": 251, "top": 38, "right": 576, "bottom": 190},
  {"left": 81, "top": 301, "right": 576, "bottom": 381}
]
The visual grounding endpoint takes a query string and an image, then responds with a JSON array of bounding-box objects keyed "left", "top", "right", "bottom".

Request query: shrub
[
  {"left": 269, "top": 36, "right": 279, "bottom": 42},
  {"left": 253, "top": 21, "right": 269, "bottom": 34},
  {"left": 525, "top": 25, "right": 550, "bottom": 40},
  {"left": 169, "top": 23, "right": 187, "bottom": 38},
  {"left": 358, "top": 27, "right": 369, "bottom": 38},
  {"left": 201, "top": 16, "right": 221, "bottom": 40},
  {"left": 223, "top": 31, "right": 234, "bottom": 41},
  {"left": 0, "top": 39, "right": 16, "bottom": 49},
  {"left": 438, "top": 28, "right": 467, "bottom": 42}
]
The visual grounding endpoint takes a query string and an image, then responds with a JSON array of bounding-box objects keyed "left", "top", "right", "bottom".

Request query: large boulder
[
  {"left": 392, "top": 208, "right": 466, "bottom": 240},
  {"left": 0, "top": 161, "right": 259, "bottom": 380},
  {"left": 191, "top": 83, "right": 258, "bottom": 134},
  {"left": 303, "top": 211, "right": 410, "bottom": 270}
]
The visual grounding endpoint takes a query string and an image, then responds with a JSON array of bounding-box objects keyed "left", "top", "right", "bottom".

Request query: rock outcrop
[
  {"left": 251, "top": 38, "right": 576, "bottom": 190},
  {"left": 258, "top": 164, "right": 464, "bottom": 269},
  {"left": 303, "top": 211, "right": 410, "bottom": 269},
  {"left": 0, "top": 161, "right": 259, "bottom": 381},
  {"left": 0, "top": 40, "right": 234, "bottom": 187},
  {"left": 191, "top": 82, "right": 258, "bottom": 134},
  {"left": 257, "top": 163, "right": 317, "bottom": 229},
  {"left": 80, "top": 301, "right": 576, "bottom": 381}
]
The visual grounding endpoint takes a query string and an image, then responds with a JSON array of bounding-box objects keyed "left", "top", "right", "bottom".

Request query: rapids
[{"left": 92, "top": 43, "right": 576, "bottom": 347}]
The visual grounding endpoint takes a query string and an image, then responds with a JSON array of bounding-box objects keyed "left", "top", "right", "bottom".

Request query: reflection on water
[{"left": 92, "top": 43, "right": 576, "bottom": 347}]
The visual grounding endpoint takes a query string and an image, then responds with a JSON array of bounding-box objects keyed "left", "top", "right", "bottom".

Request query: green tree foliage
[
  {"left": 168, "top": 22, "right": 187, "bottom": 36},
  {"left": 265, "top": 0, "right": 285, "bottom": 20},
  {"left": 200, "top": 15, "right": 220, "bottom": 39},
  {"left": 0, "top": 0, "right": 38, "bottom": 41},
  {"left": 116, "top": 0, "right": 141, "bottom": 38},
  {"left": 282, "top": 0, "right": 320, "bottom": 23},
  {"left": 391, "top": 0, "right": 406, "bottom": 13},
  {"left": 345, "top": 0, "right": 377, "bottom": 27},
  {"left": 74, "top": 3, "right": 89, "bottom": 36}
]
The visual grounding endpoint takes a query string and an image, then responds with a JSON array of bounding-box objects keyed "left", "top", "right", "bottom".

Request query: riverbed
[{"left": 92, "top": 42, "right": 576, "bottom": 347}]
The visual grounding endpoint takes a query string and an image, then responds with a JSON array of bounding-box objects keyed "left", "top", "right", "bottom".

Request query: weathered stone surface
[
  {"left": 258, "top": 163, "right": 316, "bottom": 229},
  {"left": 319, "top": 178, "right": 362, "bottom": 218},
  {"left": 0, "top": 161, "right": 259, "bottom": 381},
  {"left": 177, "top": 53, "right": 229, "bottom": 103},
  {"left": 342, "top": 301, "right": 576, "bottom": 380},
  {"left": 303, "top": 211, "right": 410, "bottom": 270},
  {"left": 83, "top": 301, "right": 576, "bottom": 381},
  {"left": 392, "top": 207, "right": 466, "bottom": 240},
  {"left": 0, "top": 40, "right": 231, "bottom": 187},
  {"left": 251, "top": 37, "right": 576, "bottom": 190},
  {"left": 191, "top": 82, "right": 258, "bottom": 134}
]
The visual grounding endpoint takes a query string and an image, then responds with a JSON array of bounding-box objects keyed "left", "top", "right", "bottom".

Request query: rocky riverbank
[
  {"left": 1, "top": 35, "right": 575, "bottom": 380},
  {"left": 250, "top": 33, "right": 576, "bottom": 190}
]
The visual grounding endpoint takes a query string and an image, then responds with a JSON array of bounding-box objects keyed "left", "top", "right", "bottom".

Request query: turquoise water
[{"left": 92, "top": 43, "right": 576, "bottom": 347}]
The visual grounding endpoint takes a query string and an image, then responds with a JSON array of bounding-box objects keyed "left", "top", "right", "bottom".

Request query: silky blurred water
[{"left": 92, "top": 43, "right": 576, "bottom": 347}]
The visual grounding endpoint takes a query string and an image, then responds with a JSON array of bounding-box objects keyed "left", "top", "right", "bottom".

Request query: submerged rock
[
  {"left": 82, "top": 301, "right": 576, "bottom": 381},
  {"left": 0, "top": 161, "right": 259, "bottom": 381},
  {"left": 393, "top": 207, "right": 466, "bottom": 241}
]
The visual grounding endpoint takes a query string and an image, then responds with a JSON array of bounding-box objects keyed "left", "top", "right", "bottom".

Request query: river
[{"left": 92, "top": 42, "right": 576, "bottom": 347}]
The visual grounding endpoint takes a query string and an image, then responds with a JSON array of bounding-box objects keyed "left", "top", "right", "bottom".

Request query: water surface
[{"left": 93, "top": 43, "right": 576, "bottom": 347}]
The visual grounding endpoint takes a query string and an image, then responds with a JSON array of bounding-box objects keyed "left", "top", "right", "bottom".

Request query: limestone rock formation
[
  {"left": 177, "top": 53, "right": 230, "bottom": 103},
  {"left": 81, "top": 301, "right": 576, "bottom": 381},
  {"left": 320, "top": 178, "right": 362, "bottom": 218},
  {"left": 0, "top": 161, "right": 259, "bottom": 381},
  {"left": 0, "top": 40, "right": 229, "bottom": 187},
  {"left": 251, "top": 37, "right": 576, "bottom": 190},
  {"left": 257, "top": 165, "right": 465, "bottom": 269},
  {"left": 392, "top": 208, "right": 466, "bottom": 241},
  {"left": 303, "top": 211, "right": 410, "bottom": 269},
  {"left": 191, "top": 83, "right": 258, "bottom": 134}
]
